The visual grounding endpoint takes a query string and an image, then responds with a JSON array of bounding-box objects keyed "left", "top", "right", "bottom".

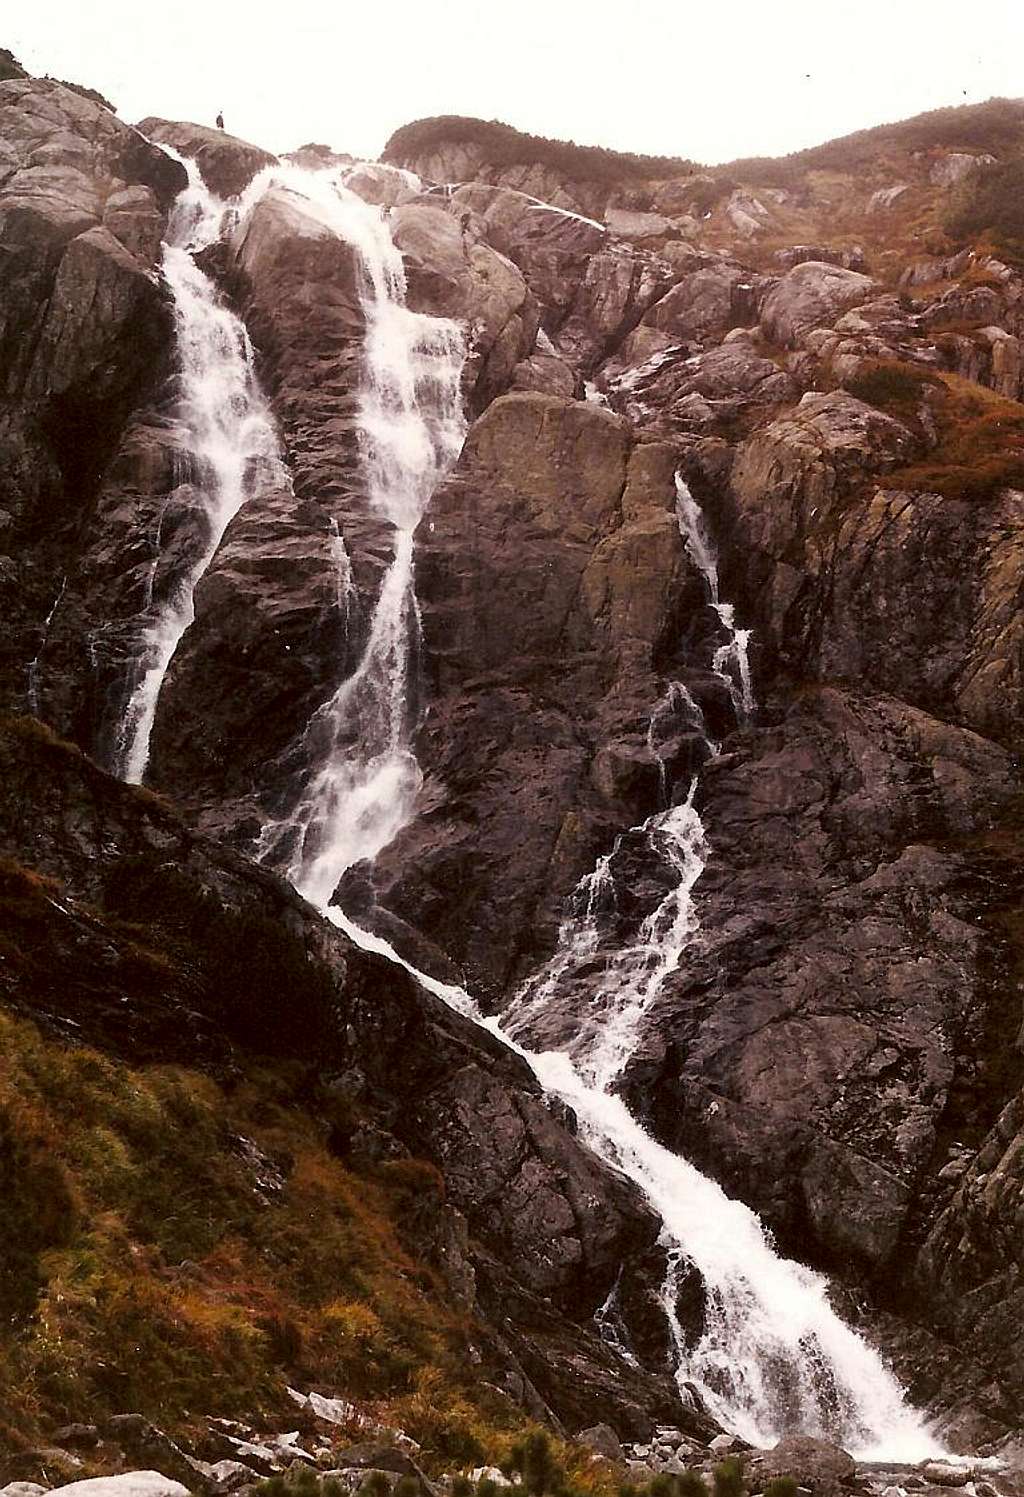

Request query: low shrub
[
  {"left": 945, "top": 155, "right": 1024, "bottom": 261},
  {"left": 383, "top": 116, "right": 696, "bottom": 185},
  {"left": 844, "top": 359, "right": 943, "bottom": 420}
]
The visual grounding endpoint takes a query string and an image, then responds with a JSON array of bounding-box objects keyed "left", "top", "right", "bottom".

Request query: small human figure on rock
[{"left": 216, "top": 111, "right": 224, "bottom": 130}]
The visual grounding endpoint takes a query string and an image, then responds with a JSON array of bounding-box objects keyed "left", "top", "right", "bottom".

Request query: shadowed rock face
[
  {"left": 618, "top": 688, "right": 1021, "bottom": 1277},
  {"left": 370, "top": 392, "right": 704, "bottom": 998},
  {"left": 0, "top": 77, "right": 184, "bottom": 735}
]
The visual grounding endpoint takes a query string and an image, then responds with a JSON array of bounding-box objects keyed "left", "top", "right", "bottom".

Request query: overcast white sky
[{"left": 9, "top": 1, "right": 1024, "bottom": 166}]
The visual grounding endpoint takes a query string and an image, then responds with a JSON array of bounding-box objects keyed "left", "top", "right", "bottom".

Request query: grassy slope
[{"left": 0, "top": 854, "right": 512, "bottom": 1468}]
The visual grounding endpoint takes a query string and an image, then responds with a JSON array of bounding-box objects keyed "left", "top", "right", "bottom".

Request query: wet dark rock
[
  {"left": 372, "top": 394, "right": 694, "bottom": 993},
  {"left": 615, "top": 687, "right": 1023, "bottom": 1277},
  {"left": 0, "top": 77, "right": 180, "bottom": 736}
]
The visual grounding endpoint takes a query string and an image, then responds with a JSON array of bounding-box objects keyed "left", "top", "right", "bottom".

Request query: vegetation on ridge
[
  {"left": 382, "top": 115, "right": 698, "bottom": 183},
  {"left": 384, "top": 97, "right": 1024, "bottom": 195},
  {"left": 0, "top": 47, "right": 26, "bottom": 81}
]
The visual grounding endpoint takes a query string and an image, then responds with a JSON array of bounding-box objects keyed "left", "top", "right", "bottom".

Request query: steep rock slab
[
  {"left": 447, "top": 182, "right": 605, "bottom": 332},
  {"left": 390, "top": 201, "right": 540, "bottom": 412},
  {"left": 722, "top": 393, "right": 1024, "bottom": 744},
  {"left": 0, "top": 717, "right": 686, "bottom": 1437},
  {"left": 614, "top": 687, "right": 1022, "bottom": 1284},
  {"left": 136, "top": 117, "right": 277, "bottom": 197},
  {"left": 554, "top": 247, "right": 672, "bottom": 374},
  {"left": 760, "top": 260, "right": 877, "bottom": 347},
  {"left": 917, "top": 1087, "right": 1024, "bottom": 1411},
  {"left": 606, "top": 334, "right": 799, "bottom": 435},
  {"left": 0, "top": 78, "right": 182, "bottom": 729},
  {"left": 371, "top": 393, "right": 700, "bottom": 995}
]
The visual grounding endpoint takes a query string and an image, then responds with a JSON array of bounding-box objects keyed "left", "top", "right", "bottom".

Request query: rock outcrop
[
  {"left": 372, "top": 392, "right": 695, "bottom": 995},
  {"left": 0, "top": 77, "right": 184, "bottom": 735},
  {"left": 135, "top": 118, "right": 277, "bottom": 197}
]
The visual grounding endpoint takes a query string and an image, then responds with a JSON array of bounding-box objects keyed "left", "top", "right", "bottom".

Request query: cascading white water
[
  {"left": 223, "top": 172, "right": 945, "bottom": 1459},
  {"left": 675, "top": 473, "right": 754, "bottom": 723},
  {"left": 114, "top": 154, "right": 285, "bottom": 783},
  {"left": 249, "top": 166, "right": 466, "bottom": 906},
  {"left": 26, "top": 575, "right": 66, "bottom": 715},
  {"left": 497, "top": 485, "right": 940, "bottom": 1455}
]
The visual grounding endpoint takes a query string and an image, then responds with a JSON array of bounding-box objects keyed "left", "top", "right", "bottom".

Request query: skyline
[{"left": 8, "top": 1, "right": 1024, "bottom": 168}]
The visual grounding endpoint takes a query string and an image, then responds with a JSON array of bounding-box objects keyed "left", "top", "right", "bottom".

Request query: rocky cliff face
[{"left": 5, "top": 74, "right": 1024, "bottom": 1461}]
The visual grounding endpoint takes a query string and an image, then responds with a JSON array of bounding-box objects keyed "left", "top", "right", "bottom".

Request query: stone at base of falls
[
  {"left": 45, "top": 1478, "right": 190, "bottom": 1497},
  {"left": 751, "top": 1438, "right": 856, "bottom": 1497},
  {"left": 578, "top": 1425, "right": 625, "bottom": 1463},
  {"left": 920, "top": 1469, "right": 972, "bottom": 1490}
]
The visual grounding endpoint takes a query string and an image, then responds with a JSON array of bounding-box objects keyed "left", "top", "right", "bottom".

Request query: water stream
[
  {"left": 251, "top": 186, "right": 940, "bottom": 1457},
  {"left": 113, "top": 153, "right": 285, "bottom": 783},
  {"left": 247, "top": 164, "right": 466, "bottom": 902}
]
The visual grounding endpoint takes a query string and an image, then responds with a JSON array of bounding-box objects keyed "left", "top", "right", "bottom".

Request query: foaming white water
[
  {"left": 674, "top": 472, "right": 755, "bottom": 723},
  {"left": 114, "top": 154, "right": 284, "bottom": 783},
  {"left": 250, "top": 165, "right": 466, "bottom": 902},
  {"left": 506, "top": 781, "right": 707, "bottom": 1088},
  {"left": 528, "top": 1051, "right": 943, "bottom": 1460},
  {"left": 26, "top": 575, "right": 66, "bottom": 715},
  {"left": 317, "top": 893, "right": 943, "bottom": 1460}
]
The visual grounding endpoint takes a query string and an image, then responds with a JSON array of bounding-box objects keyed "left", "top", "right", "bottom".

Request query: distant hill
[{"left": 385, "top": 96, "right": 1024, "bottom": 190}]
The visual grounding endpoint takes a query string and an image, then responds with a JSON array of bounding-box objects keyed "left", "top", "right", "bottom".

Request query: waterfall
[
  {"left": 674, "top": 473, "right": 754, "bottom": 723},
  {"left": 248, "top": 166, "right": 466, "bottom": 907},
  {"left": 26, "top": 575, "right": 66, "bottom": 715},
  {"left": 113, "top": 153, "right": 285, "bottom": 783},
  {"left": 206, "top": 170, "right": 944, "bottom": 1460},
  {"left": 494, "top": 490, "right": 937, "bottom": 1454}
]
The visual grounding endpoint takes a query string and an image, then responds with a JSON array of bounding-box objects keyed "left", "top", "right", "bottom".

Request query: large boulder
[
  {"left": 752, "top": 1437, "right": 855, "bottom": 1497},
  {"left": 642, "top": 260, "right": 758, "bottom": 344},
  {"left": 46, "top": 1478, "right": 190, "bottom": 1497},
  {"left": 759, "top": 260, "right": 876, "bottom": 347}
]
